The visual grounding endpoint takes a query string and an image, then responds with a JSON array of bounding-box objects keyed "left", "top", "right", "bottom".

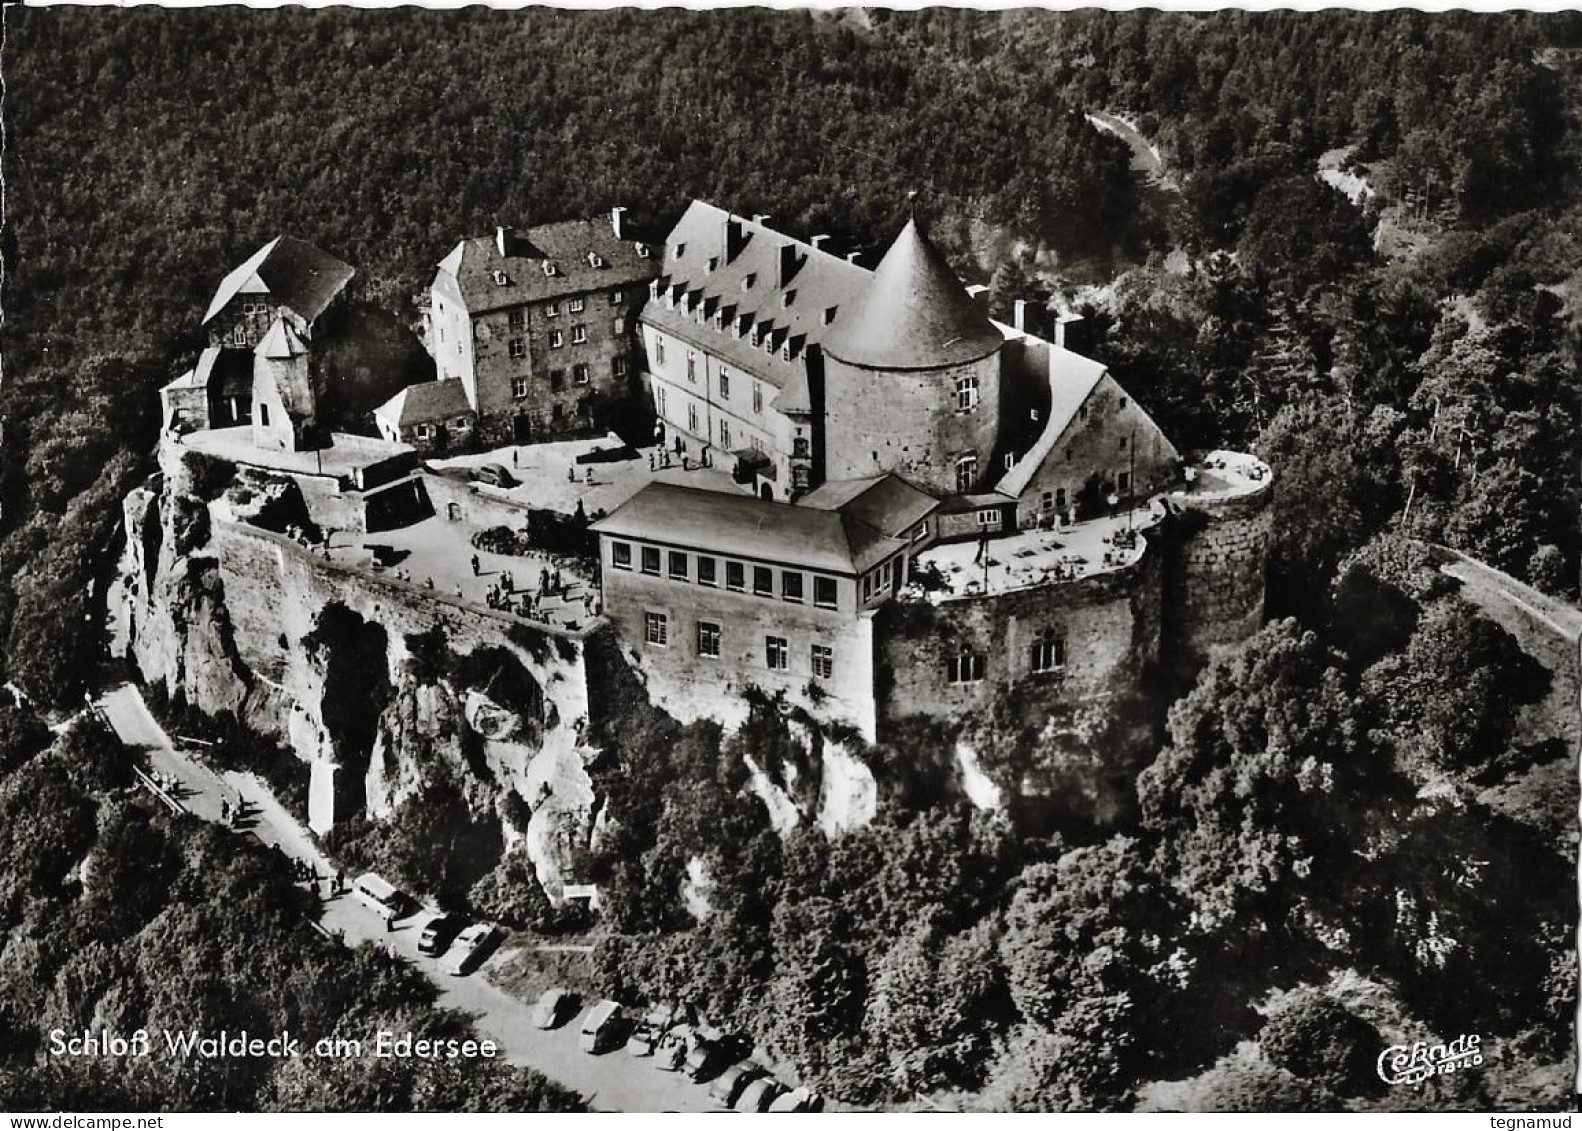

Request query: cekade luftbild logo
[{"left": 1376, "top": 1033, "right": 1483, "bottom": 1085}]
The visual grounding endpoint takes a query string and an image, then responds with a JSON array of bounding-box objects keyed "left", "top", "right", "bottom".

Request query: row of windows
[
  {"left": 651, "top": 337, "right": 767, "bottom": 418},
  {"left": 502, "top": 292, "right": 626, "bottom": 333},
  {"left": 613, "top": 542, "right": 840, "bottom": 608},
  {"left": 946, "top": 630, "right": 1067, "bottom": 684},
  {"left": 642, "top": 611, "right": 835, "bottom": 678},
  {"left": 509, "top": 360, "right": 625, "bottom": 398}
]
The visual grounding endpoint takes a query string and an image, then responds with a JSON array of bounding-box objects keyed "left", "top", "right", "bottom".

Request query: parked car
[
  {"left": 625, "top": 1020, "right": 657, "bottom": 1056},
  {"left": 443, "top": 922, "right": 502, "bottom": 975},
  {"left": 707, "top": 1062, "right": 766, "bottom": 1107},
  {"left": 768, "top": 1087, "right": 824, "bottom": 1113},
  {"left": 579, "top": 1000, "right": 624, "bottom": 1054},
  {"left": 416, "top": 914, "right": 464, "bottom": 957},
  {"left": 735, "top": 1076, "right": 784, "bottom": 1113},
  {"left": 654, "top": 1028, "right": 690, "bottom": 1072},
  {"left": 469, "top": 463, "right": 515, "bottom": 487},
  {"left": 685, "top": 1033, "right": 745, "bottom": 1083},
  {"left": 531, "top": 987, "right": 576, "bottom": 1030},
  {"left": 351, "top": 873, "right": 410, "bottom": 923}
]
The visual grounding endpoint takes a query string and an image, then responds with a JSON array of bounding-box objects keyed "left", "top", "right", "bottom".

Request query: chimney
[
  {"left": 1013, "top": 299, "right": 1030, "bottom": 333},
  {"left": 965, "top": 283, "right": 990, "bottom": 313},
  {"left": 777, "top": 244, "right": 802, "bottom": 289},
  {"left": 723, "top": 217, "right": 746, "bottom": 263},
  {"left": 752, "top": 213, "right": 773, "bottom": 227},
  {"left": 1054, "top": 313, "right": 1088, "bottom": 355},
  {"left": 610, "top": 206, "right": 628, "bottom": 241},
  {"left": 845, "top": 251, "right": 863, "bottom": 264},
  {"left": 810, "top": 234, "right": 831, "bottom": 251},
  {"left": 496, "top": 225, "right": 514, "bottom": 258}
]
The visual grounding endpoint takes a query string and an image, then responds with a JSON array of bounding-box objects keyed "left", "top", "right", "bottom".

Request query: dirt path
[{"left": 96, "top": 683, "right": 718, "bottom": 1112}]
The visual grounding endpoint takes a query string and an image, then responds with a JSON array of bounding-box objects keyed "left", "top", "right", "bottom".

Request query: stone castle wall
[
  {"left": 1163, "top": 478, "right": 1275, "bottom": 658},
  {"left": 876, "top": 545, "right": 1164, "bottom": 732}
]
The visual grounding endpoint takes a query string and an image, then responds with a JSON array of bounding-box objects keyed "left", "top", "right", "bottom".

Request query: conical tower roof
[{"left": 822, "top": 218, "right": 1002, "bottom": 370}]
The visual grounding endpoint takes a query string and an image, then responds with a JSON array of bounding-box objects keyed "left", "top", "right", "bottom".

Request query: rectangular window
[
  {"left": 686, "top": 352, "right": 696, "bottom": 381},
  {"left": 668, "top": 551, "right": 688, "bottom": 580},
  {"left": 508, "top": 309, "right": 526, "bottom": 331},
  {"left": 719, "top": 370, "right": 730, "bottom": 399},
  {"left": 610, "top": 289, "right": 625, "bottom": 306},
  {"left": 792, "top": 466, "right": 810, "bottom": 490},
  {"left": 814, "top": 576, "right": 837, "bottom": 609},
  {"left": 612, "top": 542, "right": 632, "bottom": 571},
  {"left": 546, "top": 301, "right": 561, "bottom": 318},
  {"left": 644, "top": 611, "right": 668, "bottom": 647},
  {"left": 550, "top": 330, "right": 564, "bottom": 349},
  {"left": 811, "top": 645, "right": 833, "bottom": 679},
  {"left": 753, "top": 566, "right": 774, "bottom": 597},
  {"left": 947, "top": 652, "right": 986, "bottom": 684},
  {"left": 752, "top": 384, "right": 763, "bottom": 414},
  {"left": 719, "top": 419, "right": 732, "bottom": 449},
  {"left": 956, "top": 374, "right": 980, "bottom": 411},
  {"left": 613, "top": 316, "right": 626, "bottom": 335},
  {"left": 640, "top": 546, "right": 661, "bottom": 576},
  {"left": 697, "top": 621, "right": 721, "bottom": 658},
  {"left": 765, "top": 636, "right": 789, "bottom": 671},
  {"left": 512, "top": 377, "right": 528, "bottom": 398},
  {"left": 571, "top": 324, "right": 587, "bottom": 344},
  {"left": 568, "top": 297, "right": 585, "bottom": 314},
  {"left": 726, "top": 561, "right": 745, "bottom": 592},
  {"left": 574, "top": 363, "right": 590, "bottom": 385},
  {"left": 697, "top": 557, "right": 717, "bottom": 587},
  {"left": 792, "top": 436, "right": 810, "bottom": 458},
  {"left": 613, "top": 355, "right": 628, "bottom": 379},
  {"left": 956, "top": 456, "right": 978, "bottom": 494},
  {"left": 781, "top": 571, "right": 804, "bottom": 603},
  {"left": 687, "top": 403, "right": 699, "bottom": 432},
  {"left": 1030, "top": 631, "right": 1067, "bottom": 673},
  {"left": 509, "top": 337, "right": 526, "bottom": 359},
  {"left": 655, "top": 338, "right": 666, "bottom": 365},
  {"left": 1118, "top": 471, "right": 1132, "bottom": 493},
  {"left": 977, "top": 509, "right": 998, "bottom": 526},
  {"left": 550, "top": 370, "right": 566, "bottom": 391}
]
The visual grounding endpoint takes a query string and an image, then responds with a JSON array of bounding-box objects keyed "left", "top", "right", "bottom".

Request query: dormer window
[
  {"left": 781, "top": 344, "right": 791, "bottom": 361},
  {"left": 707, "top": 256, "right": 719, "bottom": 273},
  {"left": 636, "top": 243, "right": 651, "bottom": 259},
  {"left": 713, "top": 311, "right": 725, "bottom": 329},
  {"left": 542, "top": 262, "right": 558, "bottom": 277},
  {"left": 750, "top": 329, "right": 762, "bottom": 348},
  {"left": 781, "top": 289, "right": 796, "bottom": 308},
  {"left": 569, "top": 297, "right": 585, "bottom": 314},
  {"left": 822, "top": 306, "right": 838, "bottom": 326},
  {"left": 587, "top": 252, "right": 605, "bottom": 268},
  {"left": 741, "top": 273, "right": 757, "bottom": 291},
  {"left": 672, "top": 243, "right": 686, "bottom": 261},
  {"left": 649, "top": 280, "right": 661, "bottom": 300},
  {"left": 491, "top": 270, "right": 509, "bottom": 287}
]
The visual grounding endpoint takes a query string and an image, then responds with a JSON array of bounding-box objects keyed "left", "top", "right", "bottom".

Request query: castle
[{"left": 141, "top": 202, "right": 1273, "bottom": 823}]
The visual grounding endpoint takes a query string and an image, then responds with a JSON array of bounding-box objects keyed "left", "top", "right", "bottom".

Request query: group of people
[
  {"left": 646, "top": 447, "right": 713, "bottom": 473},
  {"left": 219, "top": 795, "right": 247, "bottom": 825}
]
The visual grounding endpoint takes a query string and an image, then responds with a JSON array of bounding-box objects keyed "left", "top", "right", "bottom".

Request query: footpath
[{"left": 95, "top": 683, "right": 714, "bottom": 1113}]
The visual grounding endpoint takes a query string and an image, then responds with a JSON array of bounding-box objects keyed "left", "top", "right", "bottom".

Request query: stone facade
[{"left": 822, "top": 349, "right": 1004, "bottom": 497}]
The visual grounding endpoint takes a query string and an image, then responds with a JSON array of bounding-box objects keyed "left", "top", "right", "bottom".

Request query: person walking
[{"left": 470, "top": 554, "right": 480, "bottom": 577}]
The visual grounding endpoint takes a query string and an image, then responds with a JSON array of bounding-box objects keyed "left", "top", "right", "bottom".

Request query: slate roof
[
  {"left": 164, "top": 347, "right": 253, "bottom": 395},
  {"left": 203, "top": 236, "right": 354, "bottom": 326},
  {"left": 592, "top": 481, "right": 907, "bottom": 575},
  {"left": 640, "top": 201, "right": 871, "bottom": 393},
  {"left": 821, "top": 218, "right": 1003, "bottom": 371},
  {"left": 436, "top": 217, "right": 660, "bottom": 315},
  {"left": 994, "top": 348, "right": 1111, "bottom": 498},
  {"left": 796, "top": 473, "right": 939, "bottom": 539},
  {"left": 375, "top": 379, "right": 474, "bottom": 427}
]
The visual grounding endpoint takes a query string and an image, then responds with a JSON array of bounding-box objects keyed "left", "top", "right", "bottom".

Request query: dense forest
[
  {"left": 0, "top": 709, "right": 582, "bottom": 1111},
  {"left": 2, "top": 5, "right": 1579, "bottom": 1113}
]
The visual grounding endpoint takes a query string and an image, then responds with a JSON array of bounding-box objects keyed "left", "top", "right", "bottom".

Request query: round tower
[{"left": 821, "top": 220, "right": 1003, "bottom": 497}]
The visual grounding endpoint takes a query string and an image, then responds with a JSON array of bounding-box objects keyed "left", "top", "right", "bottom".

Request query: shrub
[{"left": 1260, "top": 987, "right": 1382, "bottom": 1096}]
